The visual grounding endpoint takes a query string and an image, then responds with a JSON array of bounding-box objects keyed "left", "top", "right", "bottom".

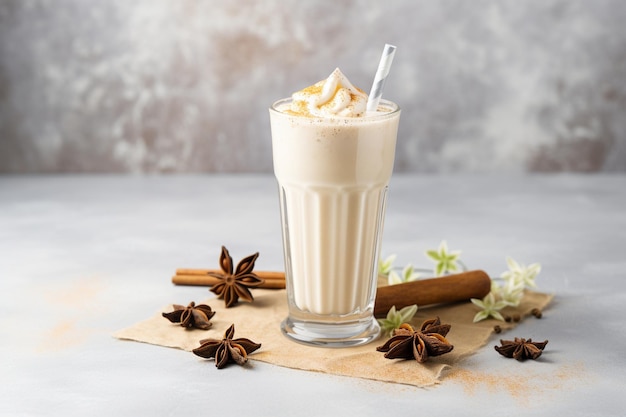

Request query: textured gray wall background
[{"left": 1, "top": 0, "right": 625, "bottom": 174}]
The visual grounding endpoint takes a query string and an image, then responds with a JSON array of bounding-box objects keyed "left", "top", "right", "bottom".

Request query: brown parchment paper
[{"left": 113, "top": 289, "right": 552, "bottom": 387}]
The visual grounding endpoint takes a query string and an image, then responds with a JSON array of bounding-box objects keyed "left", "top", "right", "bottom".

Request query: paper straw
[{"left": 366, "top": 43, "right": 397, "bottom": 112}]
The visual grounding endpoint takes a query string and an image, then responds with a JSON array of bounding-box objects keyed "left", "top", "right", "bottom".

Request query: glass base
[{"left": 281, "top": 316, "right": 381, "bottom": 348}]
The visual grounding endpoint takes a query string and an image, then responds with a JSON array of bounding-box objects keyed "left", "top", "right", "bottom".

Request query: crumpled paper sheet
[{"left": 114, "top": 289, "right": 552, "bottom": 387}]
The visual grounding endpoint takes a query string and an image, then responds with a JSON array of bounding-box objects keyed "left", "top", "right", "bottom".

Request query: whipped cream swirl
[{"left": 289, "top": 68, "right": 368, "bottom": 117}]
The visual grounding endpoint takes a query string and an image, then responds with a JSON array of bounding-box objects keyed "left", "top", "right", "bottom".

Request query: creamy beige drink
[{"left": 270, "top": 68, "right": 400, "bottom": 347}]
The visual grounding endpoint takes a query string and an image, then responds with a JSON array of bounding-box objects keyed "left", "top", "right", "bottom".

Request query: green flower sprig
[
  {"left": 470, "top": 256, "right": 542, "bottom": 322},
  {"left": 501, "top": 256, "right": 541, "bottom": 288},
  {"left": 377, "top": 304, "right": 418, "bottom": 335},
  {"left": 425, "top": 240, "right": 463, "bottom": 276},
  {"left": 498, "top": 278, "right": 525, "bottom": 307},
  {"left": 379, "top": 240, "right": 465, "bottom": 284},
  {"left": 471, "top": 292, "right": 507, "bottom": 322}
]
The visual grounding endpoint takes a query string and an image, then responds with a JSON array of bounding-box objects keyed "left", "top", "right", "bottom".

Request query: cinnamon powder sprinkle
[{"left": 446, "top": 362, "right": 588, "bottom": 405}]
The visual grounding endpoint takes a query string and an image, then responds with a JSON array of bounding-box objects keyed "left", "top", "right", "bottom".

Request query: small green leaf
[
  {"left": 425, "top": 250, "right": 441, "bottom": 261},
  {"left": 398, "top": 304, "right": 418, "bottom": 322}
]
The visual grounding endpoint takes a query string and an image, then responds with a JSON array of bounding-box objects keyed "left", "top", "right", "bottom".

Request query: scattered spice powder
[
  {"left": 446, "top": 362, "right": 588, "bottom": 406},
  {"left": 37, "top": 319, "right": 92, "bottom": 353},
  {"left": 39, "top": 276, "right": 105, "bottom": 352},
  {"left": 46, "top": 276, "right": 104, "bottom": 308}
]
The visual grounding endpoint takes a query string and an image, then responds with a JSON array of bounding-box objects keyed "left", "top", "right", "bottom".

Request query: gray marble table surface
[{"left": 1, "top": 174, "right": 625, "bottom": 416}]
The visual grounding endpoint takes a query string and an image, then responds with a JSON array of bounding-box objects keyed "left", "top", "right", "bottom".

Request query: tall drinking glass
[{"left": 270, "top": 99, "right": 400, "bottom": 347}]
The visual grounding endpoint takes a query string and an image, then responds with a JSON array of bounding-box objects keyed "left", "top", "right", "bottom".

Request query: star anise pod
[
  {"left": 162, "top": 301, "right": 215, "bottom": 330},
  {"left": 192, "top": 324, "right": 262, "bottom": 369},
  {"left": 208, "top": 246, "right": 265, "bottom": 308},
  {"left": 376, "top": 317, "right": 454, "bottom": 363},
  {"left": 495, "top": 337, "right": 548, "bottom": 361}
]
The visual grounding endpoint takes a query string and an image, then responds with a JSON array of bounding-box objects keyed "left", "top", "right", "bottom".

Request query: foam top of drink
[{"left": 287, "top": 68, "right": 368, "bottom": 118}]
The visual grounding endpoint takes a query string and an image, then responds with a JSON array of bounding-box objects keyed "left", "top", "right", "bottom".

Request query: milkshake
[{"left": 270, "top": 68, "right": 400, "bottom": 347}]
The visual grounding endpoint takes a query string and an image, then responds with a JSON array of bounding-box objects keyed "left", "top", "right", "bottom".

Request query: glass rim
[{"left": 269, "top": 98, "right": 400, "bottom": 121}]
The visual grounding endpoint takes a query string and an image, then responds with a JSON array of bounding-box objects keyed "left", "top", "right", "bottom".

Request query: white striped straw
[{"left": 366, "top": 43, "right": 397, "bottom": 112}]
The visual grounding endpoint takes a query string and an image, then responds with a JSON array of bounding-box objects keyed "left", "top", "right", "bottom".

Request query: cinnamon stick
[
  {"left": 172, "top": 271, "right": 286, "bottom": 289},
  {"left": 373, "top": 270, "right": 491, "bottom": 317},
  {"left": 175, "top": 269, "right": 285, "bottom": 280}
]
